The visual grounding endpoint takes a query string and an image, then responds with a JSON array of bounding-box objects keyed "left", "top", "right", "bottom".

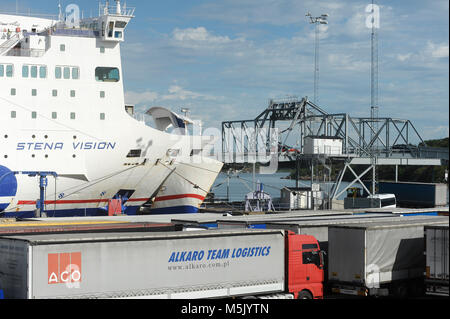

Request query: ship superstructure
[{"left": 0, "top": 1, "right": 204, "bottom": 217}]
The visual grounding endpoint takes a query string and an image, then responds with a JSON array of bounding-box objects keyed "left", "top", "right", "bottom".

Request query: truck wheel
[{"left": 298, "top": 290, "right": 313, "bottom": 299}]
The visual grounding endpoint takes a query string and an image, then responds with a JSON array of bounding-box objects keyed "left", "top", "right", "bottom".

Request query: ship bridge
[{"left": 0, "top": 0, "right": 134, "bottom": 57}]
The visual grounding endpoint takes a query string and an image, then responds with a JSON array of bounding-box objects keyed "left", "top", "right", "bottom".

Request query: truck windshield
[{"left": 303, "top": 251, "right": 321, "bottom": 268}]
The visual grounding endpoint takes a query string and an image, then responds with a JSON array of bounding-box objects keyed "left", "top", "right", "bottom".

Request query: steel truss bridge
[{"left": 222, "top": 97, "right": 448, "bottom": 201}]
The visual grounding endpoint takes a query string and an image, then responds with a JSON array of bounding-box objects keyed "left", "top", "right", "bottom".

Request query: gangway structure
[{"left": 221, "top": 97, "right": 449, "bottom": 206}]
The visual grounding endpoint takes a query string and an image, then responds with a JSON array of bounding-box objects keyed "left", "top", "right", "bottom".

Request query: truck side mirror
[{"left": 319, "top": 251, "right": 326, "bottom": 269}]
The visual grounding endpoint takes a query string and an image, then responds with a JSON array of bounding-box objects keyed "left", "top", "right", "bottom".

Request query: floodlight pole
[{"left": 306, "top": 13, "right": 329, "bottom": 105}]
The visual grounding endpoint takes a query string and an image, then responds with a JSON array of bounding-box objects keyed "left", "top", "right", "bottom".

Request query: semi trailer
[
  {"left": 378, "top": 182, "right": 448, "bottom": 208},
  {"left": 263, "top": 215, "right": 445, "bottom": 294},
  {"left": 425, "top": 225, "right": 449, "bottom": 296},
  {"left": 327, "top": 218, "right": 448, "bottom": 298},
  {"left": 0, "top": 229, "right": 324, "bottom": 299},
  {"left": 0, "top": 221, "right": 181, "bottom": 236}
]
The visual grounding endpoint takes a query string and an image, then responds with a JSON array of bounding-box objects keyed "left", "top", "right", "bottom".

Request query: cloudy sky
[{"left": 3, "top": 0, "right": 449, "bottom": 140}]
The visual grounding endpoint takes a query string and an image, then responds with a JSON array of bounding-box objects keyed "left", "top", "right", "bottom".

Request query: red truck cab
[{"left": 286, "top": 232, "right": 325, "bottom": 299}]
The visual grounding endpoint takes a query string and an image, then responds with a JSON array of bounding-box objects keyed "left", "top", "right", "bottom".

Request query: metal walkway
[
  {"left": 222, "top": 97, "right": 448, "bottom": 166},
  {"left": 0, "top": 34, "right": 21, "bottom": 56},
  {"left": 221, "top": 97, "right": 448, "bottom": 201}
]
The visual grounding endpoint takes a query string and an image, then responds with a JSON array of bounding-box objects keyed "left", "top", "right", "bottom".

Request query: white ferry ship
[{"left": 0, "top": 1, "right": 222, "bottom": 217}]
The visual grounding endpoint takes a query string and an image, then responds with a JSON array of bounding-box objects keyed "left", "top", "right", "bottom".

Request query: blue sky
[{"left": 2, "top": 0, "right": 449, "bottom": 140}]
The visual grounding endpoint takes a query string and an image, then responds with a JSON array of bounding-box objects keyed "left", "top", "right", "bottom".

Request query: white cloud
[
  {"left": 171, "top": 27, "right": 245, "bottom": 50},
  {"left": 426, "top": 42, "right": 449, "bottom": 58},
  {"left": 173, "top": 27, "right": 231, "bottom": 44},
  {"left": 125, "top": 85, "right": 221, "bottom": 109},
  {"left": 394, "top": 42, "right": 449, "bottom": 65},
  {"left": 161, "top": 85, "right": 220, "bottom": 101},
  {"left": 327, "top": 53, "right": 370, "bottom": 71},
  {"left": 396, "top": 53, "right": 413, "bottom": 62},
  {"left": 421, "top": 125, "right": 449, "bottom": 140}
]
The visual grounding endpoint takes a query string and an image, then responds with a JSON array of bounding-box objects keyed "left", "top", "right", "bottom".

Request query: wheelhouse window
[
  {"left": 6, "top": 64, "right": 13, "bottom": 77},
  {"left": 39, "top": 66, "right": 47, "bottom": 78},
  {"left": 23, "top": 65, "right": 46, "bottom": 78},
  {"left": 30, "top": 66, "right": 38, "bottom": 78},
  {"left": 95, "top": 67, "right": 120, "bottom": 82},
  {"left": 72, "top": 67, "right": 79, "bottom": 79},
  {"left": 55, "top": 66, "right": 79, "bottom": 80},
  {"left": 22, "top": 65, "right": 29, "bottom": 78},
  {"left": 63, "top": 67, "right": 70, "bottom": 79},
  {"left": 55, "top": 67, "right": 62, "bottom": 79},
  {"left": 115, "top": 21, "right": 128, "bottom": 28},
  {"left": 108, "top": 22, "right": 114, "bottom": 38},
  {"left": 0, "top": 64, "right": 14, "bottom": 78}
]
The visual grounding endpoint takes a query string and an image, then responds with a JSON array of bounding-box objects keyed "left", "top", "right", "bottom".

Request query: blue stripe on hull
[
  {"left": 0, "top": 165, "right": 18, "bottom": 213},
  {"left": 150, "top": 205, "right": 199, "bottom": 215}
]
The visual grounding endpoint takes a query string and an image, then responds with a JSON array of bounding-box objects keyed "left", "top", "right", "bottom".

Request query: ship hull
[{"left": 150, "top": 155, "right": 223, "bottom": 214}]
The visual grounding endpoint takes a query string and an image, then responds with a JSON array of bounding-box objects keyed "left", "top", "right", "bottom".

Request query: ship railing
[
  {"left": 49, "top": 28, "right": 100, "bottom": 38},
  {"left": 99, "top": 4, "right": 136, "bottom": 17},
  {"left": 5, "top": 47, "right": 45, "bottom": 57},
  {"left": 0, "top": 11, "right": 58, "bottom": 19},
  {"left": 417, "top": 147, "right": 449, "bottom": 160}
]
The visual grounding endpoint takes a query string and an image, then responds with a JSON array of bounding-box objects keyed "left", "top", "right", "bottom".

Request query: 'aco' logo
[{"left": 48, "top": 252, "right": 82, "bottom": 288}]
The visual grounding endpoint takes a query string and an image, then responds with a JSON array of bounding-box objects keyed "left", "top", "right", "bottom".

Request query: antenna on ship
[
  {"left": 58, "top": 1, "right": 63, "bottom": 21},
  {"left": 116, "top": 0, "right": 121, "bottom": 15}
]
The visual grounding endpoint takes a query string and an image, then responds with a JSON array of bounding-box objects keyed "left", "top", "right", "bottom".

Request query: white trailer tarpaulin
[
  {"left": 0, "top": 229, "right": 286, "bottom": 299},
  {"left": 328, "top": 218, "right": 449, "bottom": 287}
]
